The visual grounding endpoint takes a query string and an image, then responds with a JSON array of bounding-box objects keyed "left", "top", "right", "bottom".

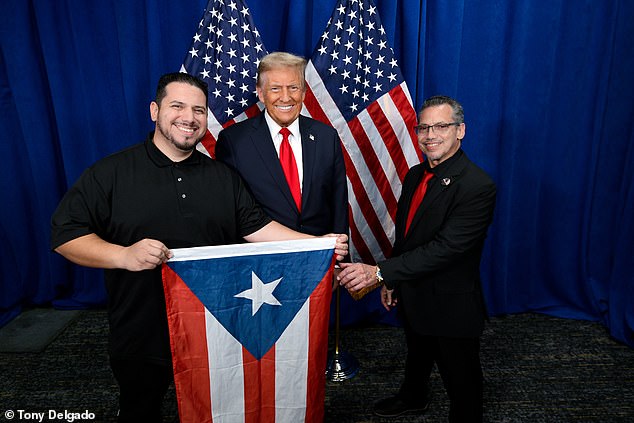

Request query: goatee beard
[{"left": 157, "top": 122, "right": 201, "bottom": 152}]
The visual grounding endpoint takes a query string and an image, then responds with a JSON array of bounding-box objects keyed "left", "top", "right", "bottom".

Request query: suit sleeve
[
  {"left": 215, "top": 130, "right": 237, "bottom": 169},
  {"left": 379, "top": 178, "right": 496, "bottom": 288},
  {"left": 331, "top": 132, "right": 349, "bottom": 234}
]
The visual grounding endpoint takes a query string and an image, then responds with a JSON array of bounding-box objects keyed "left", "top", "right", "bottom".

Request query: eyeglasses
[{"left": 414, "top": 122, "right": 461, "bottom": 135}]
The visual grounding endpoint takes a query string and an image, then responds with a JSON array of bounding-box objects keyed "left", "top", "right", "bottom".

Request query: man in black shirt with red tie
[{"left": 338, "top": 95, "right": 496, "bottom": 423}]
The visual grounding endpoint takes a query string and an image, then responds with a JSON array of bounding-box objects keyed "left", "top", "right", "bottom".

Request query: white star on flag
[{"left": 234, "top": 271, "right": 282, "bottom": 315}]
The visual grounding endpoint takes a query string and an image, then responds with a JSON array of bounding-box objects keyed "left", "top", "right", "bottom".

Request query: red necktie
[
  {"left": 405, "top": 170, "right": 434, "bottom": 235},
  {"left": 279, "top": 127, "right": 301, "bottom": 211}
]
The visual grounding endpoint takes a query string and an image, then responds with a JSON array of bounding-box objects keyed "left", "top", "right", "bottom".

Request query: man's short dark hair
[{"left": 155, "top": 72, "right": 209, "bottom": 106}]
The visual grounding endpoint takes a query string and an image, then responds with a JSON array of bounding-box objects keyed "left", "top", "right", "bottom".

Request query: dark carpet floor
[{"left": 1, "top": 310, "right": 633, "bottom": 422}]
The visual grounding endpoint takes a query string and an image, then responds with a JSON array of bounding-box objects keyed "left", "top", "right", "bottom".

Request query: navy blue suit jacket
[{"left": 216, "top": 113, "right": 348, "bottom": 236}]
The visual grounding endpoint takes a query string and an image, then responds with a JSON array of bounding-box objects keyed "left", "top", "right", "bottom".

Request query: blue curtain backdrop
[{"left": 1, "top": 0, "right": 632, "bottom": 347}]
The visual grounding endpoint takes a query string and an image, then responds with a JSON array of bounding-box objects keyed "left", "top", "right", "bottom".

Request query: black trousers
[
  {"left": 109, "top": 357, "right": 173, "bottom": 423},
  {"left": 399, "top": 326, "right": 483, "bottom": 423}
]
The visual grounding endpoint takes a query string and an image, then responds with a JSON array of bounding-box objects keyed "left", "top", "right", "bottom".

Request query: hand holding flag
[{"left": 325, "top": 232, "right": 349, "bottom": 261}]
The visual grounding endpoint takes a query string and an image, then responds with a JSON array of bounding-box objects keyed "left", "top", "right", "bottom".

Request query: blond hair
[{"left": 256, "top": 52, "right": 307, "bottom": 89}]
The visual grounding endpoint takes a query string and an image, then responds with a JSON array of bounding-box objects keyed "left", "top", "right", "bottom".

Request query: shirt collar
[
  {"left": 425, "top": 149, "right": 463, "bottom": 176},
  {"left": 264, "top": 111, "right": 301, "bottom": 140},
  {"left": 145, "top": 131, "right": 202, "bottom": 167}
]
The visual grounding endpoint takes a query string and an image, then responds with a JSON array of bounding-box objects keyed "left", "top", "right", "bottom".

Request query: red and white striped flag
[
  {"left": 181, "top": 0, "right": 268, "bottom": 158},
  {"left": 303, "top": 0, "right": 421, "bottom": 264},
  {"left": 163, "top": 239, "right": 336, "bottom": 423}
]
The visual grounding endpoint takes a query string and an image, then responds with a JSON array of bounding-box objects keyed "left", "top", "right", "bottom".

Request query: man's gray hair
[{"left": 420, "top": 95, "right": 465, "bottom": 123}]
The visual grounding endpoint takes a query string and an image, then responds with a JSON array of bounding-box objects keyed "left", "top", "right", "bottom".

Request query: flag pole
[{"left": 326, "top": 271, "right": 358, "bottom": 381}]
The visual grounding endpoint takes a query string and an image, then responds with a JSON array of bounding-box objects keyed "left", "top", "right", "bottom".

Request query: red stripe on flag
[
  {"left": 243, "top": 346, "right": 275, "bottom": 423},
  {"left": 389, "top": 85, "right": 423, "bottom": 165},
  {"left": 221, "top": 118, "right": 236, "bottom": 130},
  {"left": 162, "top": 265, "right": 213, "bottom": 423},
  {"left": 261, "top": 346, "right": 276, "bottom": 422},
  {"left": 303, "top": 85, "right": 330, "bottom": 125},
  {"left": 365, "top": 100, "right": 410, "bottom": 182},
  {"left": 200, "top": 129, "right": 218, "bottom": 159},
  {"left": 305, "top": 263, "right": 334, "bottom": 423},
  {"left": 339, "top": 144, "right": 393, "bottom": 260},
  {"left": 244, "top": 103, "right": 263, "bottom": 119},
  {"left": 347, "top": 116, "right": 398, "bottom": 221}
]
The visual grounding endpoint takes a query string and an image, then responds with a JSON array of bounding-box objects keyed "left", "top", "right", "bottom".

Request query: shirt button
[
  {"left": 182, "top": 194, "right": 186, "bottom": 199},
  {"left": 177, "top": 177, "right": 182, "bottom": 182}
]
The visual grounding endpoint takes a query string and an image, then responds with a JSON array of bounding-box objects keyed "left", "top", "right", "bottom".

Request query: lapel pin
[
  {"left": 441, "top": 178, "right": 451, "bottom": 186},
  {"left": 309, "top": 134, "right": 315, "bottom": 141}
]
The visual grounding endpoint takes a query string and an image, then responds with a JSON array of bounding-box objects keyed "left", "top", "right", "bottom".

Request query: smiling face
[
  {"left": 417, "top": 104, "right": 465, "bottom": 168},
  {"left": 150, "top": 81, "right": 208, "bottom": 161},
  {"left": 256, "top": 66, "right": 306, "bottom": 127}
]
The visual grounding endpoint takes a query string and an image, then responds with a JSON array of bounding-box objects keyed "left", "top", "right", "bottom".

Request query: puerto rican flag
[{"left": 162, "top": 238, "right": 336, "bottom": 423}]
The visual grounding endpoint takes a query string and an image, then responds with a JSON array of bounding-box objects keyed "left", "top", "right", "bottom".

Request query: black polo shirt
[{"left": 51, "top": 133, "right": 271, "bottom": 364}]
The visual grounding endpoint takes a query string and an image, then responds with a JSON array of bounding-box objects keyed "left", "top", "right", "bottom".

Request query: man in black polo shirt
[{"left": 50, "top": 72, "right": 348, "bottom": 422}]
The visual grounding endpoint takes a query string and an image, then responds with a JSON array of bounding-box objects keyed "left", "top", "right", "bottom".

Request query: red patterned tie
[
  {"left": 405, "top": 170, "right": 434, "bottom": 235},
  {"left": 279, "top": 127, "right": 301, "bottom": 211}
]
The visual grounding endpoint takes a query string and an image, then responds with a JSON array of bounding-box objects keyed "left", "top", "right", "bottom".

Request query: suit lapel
[
  {"left": 250, "top": 114, "right": 299, "bottom": 212},
  {"left": 299, "top": 115, "right": 315, "bottom": 207}
]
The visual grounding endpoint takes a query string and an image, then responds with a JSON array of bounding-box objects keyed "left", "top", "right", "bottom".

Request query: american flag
[
  {"left": 162, "top": 239, "right": 335, "bottom": 423},
  {"left": 303, "top": 0, "right": 421, "bottom": 264},
  {"left": 181, "top": 0, "right": 268, "bottom": 158}
]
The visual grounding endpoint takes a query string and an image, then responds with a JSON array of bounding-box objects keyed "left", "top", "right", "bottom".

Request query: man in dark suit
[
  {"left": 338, "top": 95, "right": 496, "bottom": 422},
  {"left": 215, "top": 52, "right": 348, "bottom": 237}
]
